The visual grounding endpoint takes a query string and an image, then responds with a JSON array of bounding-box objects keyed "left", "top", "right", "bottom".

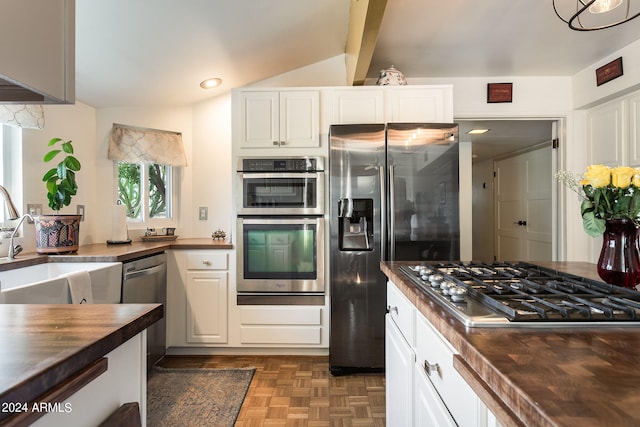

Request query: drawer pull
[
  {"left": 423, "top": 360, "right": 441, "bottom": 378},
  {"left": 202, "top": 259, "right": 212, "bottom": 266}
]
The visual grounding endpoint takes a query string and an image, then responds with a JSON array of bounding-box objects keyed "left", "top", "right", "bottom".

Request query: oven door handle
[
  {"left": 239, "top": 217, "right": 320, "bottom": 225},
  {"left": 239, "top": 172, "right": 322, "bottom": 179}
]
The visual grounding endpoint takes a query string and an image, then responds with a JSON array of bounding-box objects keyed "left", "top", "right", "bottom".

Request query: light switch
[{"left": 199, "top": 207, "right": 208, "bottom": 221}]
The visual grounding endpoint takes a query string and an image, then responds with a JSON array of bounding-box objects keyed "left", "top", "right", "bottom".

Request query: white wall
[
  {"left": 472, "top": 159, "right": 494, "bottom": 262},
  {"left": 573, "top": 38, "right": 640, "bottom": 109},
  {"left": 18, "top": 102, "right": 97, "bottom": 254}
]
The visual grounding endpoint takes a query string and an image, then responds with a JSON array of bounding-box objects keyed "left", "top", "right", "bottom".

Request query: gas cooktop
[{"left": 399, "top": 262, "right": 640, "bottom": 328}]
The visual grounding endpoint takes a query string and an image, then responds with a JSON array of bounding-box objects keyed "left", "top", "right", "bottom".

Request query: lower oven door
[{"left": 237, "top": 217, "right": 324, "bottom": 294}]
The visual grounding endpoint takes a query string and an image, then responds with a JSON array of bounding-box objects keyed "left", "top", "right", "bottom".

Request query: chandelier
[{"left": 553, "top": 0, "right": 640, "bottom": 30}]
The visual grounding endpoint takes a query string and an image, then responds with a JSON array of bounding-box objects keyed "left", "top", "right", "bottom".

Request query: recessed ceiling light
[
  {"left": 200, "top": 78, "right": 222, "bottom": 89},
  {"left": 466, "top": 129, "right": 490, "bottom": 135}
]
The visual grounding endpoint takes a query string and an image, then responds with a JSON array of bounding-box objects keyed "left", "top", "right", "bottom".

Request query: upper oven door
[{"left": 237, "top": 172, "right": 324, "bottom": 215}]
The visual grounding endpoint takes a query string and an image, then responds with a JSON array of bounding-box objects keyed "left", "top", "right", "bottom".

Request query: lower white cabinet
[
  {"left": 186, "top": 270, "right": 228, "bottom": 343},
  {"left": 167, "top": 250, "right": 229, "bottom": 346},
  {"left": 239, "top": 305, "right": 322, "bottom": 345},
  {"left": 385, "top": 314, "right": 415, "bottom": 426},
  {"left": 386, "top": 280, "right": 496, "bottom": 427}
]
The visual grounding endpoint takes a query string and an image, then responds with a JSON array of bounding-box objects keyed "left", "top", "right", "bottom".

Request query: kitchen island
[
  {"left": 382, "top": 261, "right": 640, "bottom": 427},
  {"left": 0, "top": 303, "right": 163, "bottom": 426}
]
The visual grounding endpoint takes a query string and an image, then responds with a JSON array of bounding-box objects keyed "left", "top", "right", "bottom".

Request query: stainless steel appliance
[
  {"left": 400, "top": 261, "right": 640, "bottom": 328},
  {"left": 236, "top": 216, "right": 324, "bottom": 302},
  {"left": 237, "top": 156, "right": 324, "bottom": 216},
  {"left": 329, "top": 123, "right": 460, "bottom": 374},
  {"left": 121, "top": 252, "right": 167, "bottom": 367}
]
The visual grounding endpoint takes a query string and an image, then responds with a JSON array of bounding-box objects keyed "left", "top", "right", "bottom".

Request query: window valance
[
  {"left": 0, "top": 105, "right": 45, "bottom": 129},
  {"left": 108, "top": 123, "right": 187, "bottom": 167}
]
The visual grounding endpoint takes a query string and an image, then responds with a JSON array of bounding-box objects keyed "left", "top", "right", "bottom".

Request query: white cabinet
[
  {"left": 0, "top": 0, "right": 75, "bottom": 103},
  {"left": 330, "top": 85, "right": 454, "bottom": 125},
  {"left": 386, "top": 280, "right": 492, "bottom": 427},
  {"left": 167, "top": 251, "right": 229, "bottom": 346},
  {"left": 415, "top": 312, "right": 483, "bottom": 427},
  {"left": 331, "top": 88, "right": 385, "bottom": 123},
  {"left": 586, "top": 89, "right": 640, "bottom": 167},
  {"left": 237, "top": 90, "right": 320, "bottom": 148},
  {"left": 239, "top": 306, "right": 322, "bottom": 345},
  {"left": 386, "top": 86, "right": 453, "bottom": 123},
  {"left": 587, "top": 97, "right": 626, "bottom": 167},
  {"left": 386, "top": 314, "right": 415, "bottom": 426}
]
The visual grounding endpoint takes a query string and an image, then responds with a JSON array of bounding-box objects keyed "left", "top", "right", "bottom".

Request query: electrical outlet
[
  {"left": 26, "top": 204, "right": 42, "bottom": 223},
  {"left": 199, "top": 207, "right": 208, "bottom": 221}
]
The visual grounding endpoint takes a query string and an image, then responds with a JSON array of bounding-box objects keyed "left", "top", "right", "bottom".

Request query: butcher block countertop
[
  {"left": 381, "top": 261, "right": 640, "bottom": 427},
  {"left": 0, "top": 238, "right": 232, "bottom": 270},
  {"left": 0, "top": 303, "right": 162, "bottom": 423}
]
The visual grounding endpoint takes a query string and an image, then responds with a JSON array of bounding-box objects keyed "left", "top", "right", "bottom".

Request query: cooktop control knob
[{"left": 449, "top": 286, "right": 467, "bottom": 302}]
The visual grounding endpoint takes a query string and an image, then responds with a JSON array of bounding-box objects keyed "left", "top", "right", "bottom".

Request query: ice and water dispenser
[{"left": 338, "top": 198, "right": 374, "bottom": 251}]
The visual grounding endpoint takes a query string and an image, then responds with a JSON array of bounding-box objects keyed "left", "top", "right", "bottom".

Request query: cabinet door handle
[
  {"left": 280, "top": 141, "right": 286, "bottom": 145},
  {"left": 273, "top": 141, "right": 279, "bottom": 146},
  {"left": 386, "top": 305, "right": 398, "bottom": 315},
  {"left": 423, "top": 360, "right": 441, "bottom": 378}
]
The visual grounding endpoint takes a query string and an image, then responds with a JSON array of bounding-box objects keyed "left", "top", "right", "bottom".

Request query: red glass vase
[{"left": 597, "top": 218, "right": 640, "bottom": 289}]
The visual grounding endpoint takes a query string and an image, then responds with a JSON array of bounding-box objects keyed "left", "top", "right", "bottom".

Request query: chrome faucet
[
  {"left": 0, "top": 185, "right": 20, "bottom": 220},
  {"left": 8, "top": 214, "right": 33, "bottom": 260}
]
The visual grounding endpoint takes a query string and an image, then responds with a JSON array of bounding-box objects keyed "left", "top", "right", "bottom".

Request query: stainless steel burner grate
[{"left": 399, "top": 262, "right": 640, "bottom": 327}]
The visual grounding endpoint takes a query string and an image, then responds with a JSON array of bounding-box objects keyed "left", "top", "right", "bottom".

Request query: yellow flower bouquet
[{"left": 556, "top": 165, "right": 640, "bottom": 237}]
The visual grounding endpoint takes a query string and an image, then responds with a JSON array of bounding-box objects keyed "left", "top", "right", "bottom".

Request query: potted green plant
[{"left": 33, "top": 137, "right": 83, "bottom": 254}]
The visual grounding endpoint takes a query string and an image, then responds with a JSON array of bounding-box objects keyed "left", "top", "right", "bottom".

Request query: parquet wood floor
[{"left": 157, "top": 355, "right": 386, "bottom": 427}]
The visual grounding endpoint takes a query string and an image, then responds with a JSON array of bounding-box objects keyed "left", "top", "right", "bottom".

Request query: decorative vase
[
  {"left": 597, "top": 218, "right": 640, "bottom": 289},
  {"left": 376, "top": 65, "right": 407, "bottom": 86},
  {"left": 33, "top": 214, "right": 81, "bottom": 254}
]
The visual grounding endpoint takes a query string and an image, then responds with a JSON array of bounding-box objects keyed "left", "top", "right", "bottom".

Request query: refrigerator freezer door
[
  {"left": 386, "top": 123, "right": 460, "bottom": 261},
  {"left": 329, "top": 124, "right": 387, "bottom": 373}
]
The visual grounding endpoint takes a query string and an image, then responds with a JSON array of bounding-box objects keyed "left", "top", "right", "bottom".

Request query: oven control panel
[{"left": 238, "top": 156, "right": 324, "bottom": 172}]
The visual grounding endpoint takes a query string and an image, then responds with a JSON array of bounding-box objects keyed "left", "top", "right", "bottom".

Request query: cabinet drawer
[
  {"left": 240, "top": 306, "right": 321, "bottom": 325},
  {"left": 415, "top": 312, "right": 480, "bottom": 427},
  {"left": 387, "top": 281, "right": 415, "bottom": 347},
  {"left": 186, "top": 252, "right": 228, "bottom": 270},
  {"left": 240, "top": 326, "right": 321, "bottom": 345}
]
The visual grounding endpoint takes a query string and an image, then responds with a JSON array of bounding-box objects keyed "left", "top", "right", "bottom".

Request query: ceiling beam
[{"left": 345, "top": 0, "right": 387, "bottom": 86}]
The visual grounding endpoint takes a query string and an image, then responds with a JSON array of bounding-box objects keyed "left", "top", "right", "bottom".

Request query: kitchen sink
[{"left": 0, "top": 262, "right": 123, "bottom": 304}]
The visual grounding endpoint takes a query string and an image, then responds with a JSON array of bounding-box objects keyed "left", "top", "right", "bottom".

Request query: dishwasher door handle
[{"left": 124, "top": 264, "right": 165, "bottom": 280}]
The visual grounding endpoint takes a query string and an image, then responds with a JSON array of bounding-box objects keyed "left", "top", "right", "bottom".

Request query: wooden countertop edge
[
  {"left": 0, "top": 304, "right": 163, "bottom": 413},
  {"left": 0, "top": 239, "right": 233, "bottom": 270},
  {"left": 380, "top": 262, "right": 538, "bottom": 427}
]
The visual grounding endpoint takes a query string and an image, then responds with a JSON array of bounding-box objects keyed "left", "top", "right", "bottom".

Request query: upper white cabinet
[
  {"left": 331, "top": 88, "right": 385, "bottom": 123},
  {"left": 0, "top": 0, "right": 75, "bottom": 104},
  {"left": 586, "top": 89, "right": 640, "bottom": 167},
  {"left": 236, "top": 90, "right": 320, "bottom": 148},
  {"left": 587, "top": 98, "right": 625, "bottom": 167},
  {"left": 386, "top": 86, "right": 453, "bottom": 123},
  {"left": 330, "top": 85, "right": 454, "bottom": 124}
]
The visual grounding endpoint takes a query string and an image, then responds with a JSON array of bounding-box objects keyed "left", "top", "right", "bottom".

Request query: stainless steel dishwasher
[{"left": 121, "top": 252, "right": 167, "bottom": 368}]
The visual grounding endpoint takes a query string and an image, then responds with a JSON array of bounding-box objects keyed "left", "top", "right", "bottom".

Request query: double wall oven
[{"left": 236, "top": 156, "right": 325, "bottom": 304}]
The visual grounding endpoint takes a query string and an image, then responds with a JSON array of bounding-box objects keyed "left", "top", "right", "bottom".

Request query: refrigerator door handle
[
  {"left": 388, "top": 164, "right": 396, "bottom": 261},
  {"left": 380, "top": 165, "right": 386, "bottom": 260}
]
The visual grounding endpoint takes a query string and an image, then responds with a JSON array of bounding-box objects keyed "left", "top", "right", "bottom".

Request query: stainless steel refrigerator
[{"left": 329, "top": 123, "right": 460, "bottom": 375}]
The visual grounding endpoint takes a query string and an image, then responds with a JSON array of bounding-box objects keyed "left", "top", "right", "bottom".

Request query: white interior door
[{"left": 495, "top": 145, "right": 553, "bottom": 262}]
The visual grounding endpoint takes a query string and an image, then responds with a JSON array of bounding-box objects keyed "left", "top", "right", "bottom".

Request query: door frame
[{"left": 458, "top": 116, "right": 566, "bottom": 262}]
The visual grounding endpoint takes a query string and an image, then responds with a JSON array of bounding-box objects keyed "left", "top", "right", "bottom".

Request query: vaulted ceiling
[{"left": 76, "top": 0, "right": 640, "bottom": 109}]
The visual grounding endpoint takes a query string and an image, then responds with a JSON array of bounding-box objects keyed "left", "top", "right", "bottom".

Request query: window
[
  {"left": 0, "top": 124, "right": 18, "bottom": 225},
  {"left": 117, "top": 161, "right": 176, "bottom": 224}
]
